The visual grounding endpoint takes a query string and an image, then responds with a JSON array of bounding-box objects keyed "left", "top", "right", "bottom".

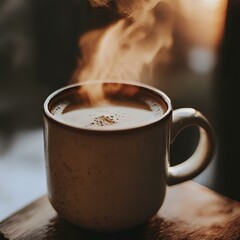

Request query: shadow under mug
[{"left": 43, "top": 81, "right": 215, "bottom": 232}]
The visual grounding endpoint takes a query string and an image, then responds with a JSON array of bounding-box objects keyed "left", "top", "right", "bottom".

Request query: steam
[
  {"left": 71, "top": 0, "right": 227, "bottom": 103},
  {"left": 73, "top": 0, "right": 174, "bottom": 84}
]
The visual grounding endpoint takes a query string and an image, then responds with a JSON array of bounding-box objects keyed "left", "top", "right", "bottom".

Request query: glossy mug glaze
[{"left": 43, "top": 81, "right": 215, "bottom": 232}]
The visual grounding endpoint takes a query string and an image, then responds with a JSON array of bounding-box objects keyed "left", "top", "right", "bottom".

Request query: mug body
[{"left": 43, "top": 82, "right": 172, "bottom": 231}]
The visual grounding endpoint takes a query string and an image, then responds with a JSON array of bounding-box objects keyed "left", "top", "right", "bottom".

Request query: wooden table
[{"left": 0, "top": 181, "right": 240, "bottom": 240}]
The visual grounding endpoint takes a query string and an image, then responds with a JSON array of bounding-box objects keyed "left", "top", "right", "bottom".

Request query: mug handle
[{"left": 167, "top": 108, "right": 215, "bottom": 185}]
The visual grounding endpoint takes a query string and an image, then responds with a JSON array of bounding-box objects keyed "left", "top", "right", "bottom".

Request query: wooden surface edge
[{"left": 1, "top": 181, "right": 240, "bottom": 240}]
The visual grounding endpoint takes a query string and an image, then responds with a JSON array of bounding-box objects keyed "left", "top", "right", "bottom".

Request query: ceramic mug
[{"left": 43, "top": 81, "right": 215, "bottom": 231}]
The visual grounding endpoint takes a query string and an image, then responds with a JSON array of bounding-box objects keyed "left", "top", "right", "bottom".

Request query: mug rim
[{"left": 43, "top": 81, "right": 172, "bottom": 133}]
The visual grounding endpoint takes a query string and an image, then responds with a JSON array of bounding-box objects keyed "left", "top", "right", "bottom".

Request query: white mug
[{"left": 43, "top": 81, "right": 215, "bottom": 232}]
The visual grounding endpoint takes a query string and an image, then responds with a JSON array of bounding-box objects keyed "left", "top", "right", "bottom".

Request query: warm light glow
[
  {"left": 178, "top": 0, "right": 227, "bottom": 48},
  {"left": 202, "top": 0, "right": 223, "bottom": 9}
]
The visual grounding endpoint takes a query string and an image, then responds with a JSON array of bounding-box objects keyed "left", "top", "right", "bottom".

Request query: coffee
[
  {"left": 44, "top": 82, "right": 215, "bottom": 231},
  {"left": 50, "top": 88, "right": 166, "bottom": 130}
]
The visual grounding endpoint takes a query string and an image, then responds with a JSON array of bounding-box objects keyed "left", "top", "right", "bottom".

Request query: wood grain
[{"left": 0, "top": 181, "right": 240, "bottom": 240}]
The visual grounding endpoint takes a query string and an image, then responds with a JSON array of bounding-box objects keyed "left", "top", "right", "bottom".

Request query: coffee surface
[{"left": 51, "top": 97, "right": 165, "bottom": 130}]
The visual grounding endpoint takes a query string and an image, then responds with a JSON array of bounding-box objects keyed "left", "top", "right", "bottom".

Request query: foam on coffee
[{"left": 49, "top": 84, "right": 167, "bottom": 130}]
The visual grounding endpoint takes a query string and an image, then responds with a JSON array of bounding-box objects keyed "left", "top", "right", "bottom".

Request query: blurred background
[{"left": 0, "top": 0, "right": 239, "bottom": 221}]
